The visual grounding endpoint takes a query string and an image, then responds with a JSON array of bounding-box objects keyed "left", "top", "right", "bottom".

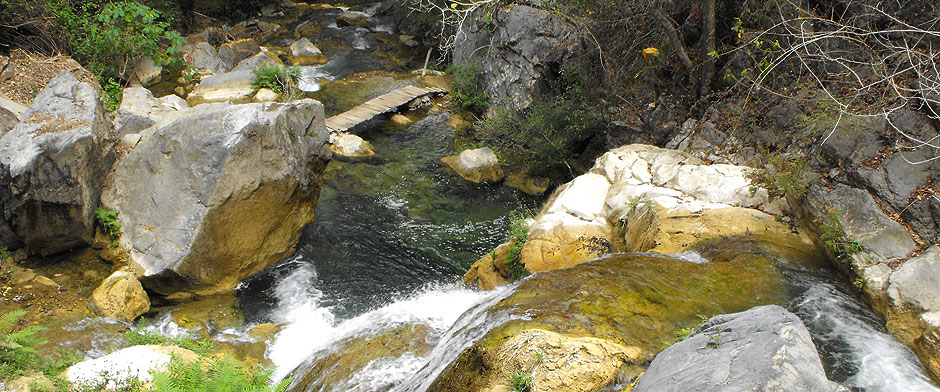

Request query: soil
[{"left": 0, "top": 49, "right": 98, "bottom": 106}]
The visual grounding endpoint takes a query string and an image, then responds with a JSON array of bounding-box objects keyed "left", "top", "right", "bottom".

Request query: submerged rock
[
  {"left": 101, "top": 100, "right": 331, "bottom": 295},
  {"left": 90, "top": 267, "right": 150, "bottom": 322},
  {"left": 441, "top": 147, "right": 504, "bottom": 183},
  {"left": 0, "top": 71, "right": 115, "bottom": 255},
  {"left": 635, "top": 305, "right": 848, "bottom": 392},
  {"left": 438, "top": 250, "right": 791, "bottom": 390}
]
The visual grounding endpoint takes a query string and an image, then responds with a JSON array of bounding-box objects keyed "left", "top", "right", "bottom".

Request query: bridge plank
[{"left": 325, "top": 85, "right": 449, "bottom": 133}]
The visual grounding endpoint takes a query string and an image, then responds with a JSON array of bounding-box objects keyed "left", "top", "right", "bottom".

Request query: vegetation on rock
[
  {"left": 504, "top": 209, "right": 532, "bottom": 281},
  {"left": 252, "top": 63, "right": 300, "bottom": 98},
  {"left": 95, "top": 208, "right": 122, "bottom": 248},
  {"left": 450, "top": 61, "right": 489, "bottom": 114}
]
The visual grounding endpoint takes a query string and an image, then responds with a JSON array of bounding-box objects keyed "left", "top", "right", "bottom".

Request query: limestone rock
[
  {"left": 114, "top": 87, "right": 188, "bottom": 134},
  {"left": 441, "top": 147, "right": 504, "bottom": 183},
  {"left": 183, "top": 42, "right": 228, "bottom": 74},
  {"left": 289, "top": 38, "right": 328, "bottom": 66},
  {"left": 0, "top": 71, "right": 115, "bottom": 255},
  {"left": 330, "top": 133, "right": 375, "bottom": 160},
  {"left": 0, "top": 94, "right": 26, "bottom": 136},
  {"left": 187, "top": 70, "right": 257, "bottom": 105},
  {"left": 390, "top": 114, "right": 412, "bottom": 125},
  {"left": 252, "top": 88, "right": 278, "bottom": 103},
  {"left": 634, "top": 305, "right": 848, "bottom": 392},
  {"left": 64, "top": 345, "right": 199, "bottom": 389},
  {"left": 231, "top": 51, "right": 284, "bottom": 72},
  {"left": 218, "top": 39, "right": 262, "bottom": 70},
  {"left": 504, "top": 172, "right": 549, "bottom": 195},
  {"left": 886, "top": 246, "right": 940, "bottom": 379},
  {"left": 463, "top": 242, "right": 513, "bottom": 290},
  {"left": 132, "top": 57, "right": 162, "bottom": 87},
  {"left": 336, "top": 12, "right": 373, "bottom": 28},
  {"left": 101, "top": 100, "right": 330, "bottom": 295},
  {"left": 229, "top": 20, "right": 283, "bottom": 43},
  {"left": 90, "top": 267, "right": 150, "bottom": 322},
  {"left": 430, "top": 329, "right": 642, "bottom": 392}
]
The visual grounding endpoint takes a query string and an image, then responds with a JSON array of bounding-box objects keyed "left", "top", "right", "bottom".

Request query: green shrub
[
  {"left": 508, "top": 370, "right": 533, "bottom": 392},
  {"left": 504, "top": 209, "right": 532, "bottom": 281},
  {"left": 818, "top": 208, "right": 864, "bottom": 259},
  {"left": 481, "top": 66, "right": 597, "bottom": 179},
  {"left": 747, "top": 153, "right": 809, "bottom": 199},
  {"left": 0, "top": 310, "right": 48, "bottom": 380},
  {"left": 49, "top": 0, "right": 185, "bottom": 80},
  {"left": 451, "top": 61, "right": 489, "bottom": 114},
  {"left": 95, "top": 208, "right": 122, "bottom": 248},
  {"left": 124, "top": 318, "right": 214, "bottom": 356},
  {"left": 151, "top": 355, "right": 290, "bottom": 392},
  {"left": 252, "top": 63, "right": 300, "bottom": 98},
  {"left": 0, "top": 246, "right": 9, "bottom": 261}
]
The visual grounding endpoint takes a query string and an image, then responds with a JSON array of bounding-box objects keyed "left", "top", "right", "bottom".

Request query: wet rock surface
[{"left": 440, "top": 147, "right": 504, "bottom": 184}]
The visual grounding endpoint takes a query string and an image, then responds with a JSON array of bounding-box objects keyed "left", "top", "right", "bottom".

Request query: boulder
[
  {"left": 228, "top": 20, "right": 283, "bottom": 43},
  {"left": 183, "top": 42, "right": 228, "bottom": 74},
  {"left": 440, "top": 147, "right": 504, "bottom": 183},
  {"left": 429, "top": 329, "right": 643, "bottom": 392},
  {"left": 231, "top": 51, "right": 284, "bottom": 72},
  {"left": 218, "top": 39, "right": 262, "bottom": 70},
  {"left": 64, "top": 345, "right": 199, "bottom": 389},
  {"left": 453, "top": 5, "right": 588, "bottom": 109},
  {"left": 252, "top": 88, "right": 278, "bottom": 103},
  {"left": 90, "top": 267, "right": 150, "bottom": 322},
  {"left": 0, "top": 94, "right": 26, "bottom": 136},
  {"left": 187, "top": 70, "right": 257, "bottom": 105},
  {"left": 634, "top": 305, "right": 848, "bottom": 392},
  {"left": 0, "top": 71, "right": 115, "bottom": 255},
  {"left": 390, "top": 114, "right": 412, "bottom": 125},
  {"left": 101, "top": 100, "right": 330, "bottom": 295},
  {"left": 132, "top": 57, "right": 162, "bottom": 87},
  {"left": 504, "top": 172, "right": 549, "bottom": 195},
  {"left": 289, "top": 38, "right": 328, "bottom": 66},
  {"left": 330, "top": 133, "right": 375, "bottom": 160},
  {"left": 336, "top": 12, "right": 373, "bottom": 28},
  {"left": 114, "top": 87, "right": 188, "bottom": 134},
  {"left": 886, "top": 246, "right": 940, "bottom": 379}
]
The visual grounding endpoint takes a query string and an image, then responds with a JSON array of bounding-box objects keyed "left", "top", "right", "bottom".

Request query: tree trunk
[
  {"left": 652, "top": 7, "right": 694, "bottom": 71},
  {"left": 699, "top": 0, "right": 717, "bottom": 97}
]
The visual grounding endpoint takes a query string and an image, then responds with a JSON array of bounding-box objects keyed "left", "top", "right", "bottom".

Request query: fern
[
  {"left": 151, "top": 354, "right": 289, "bottom": 392},
  {"left": 0, "top": 310, "right": 49, "bottom": 380}
]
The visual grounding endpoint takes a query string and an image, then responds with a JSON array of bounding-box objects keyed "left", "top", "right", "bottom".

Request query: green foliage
[
  {"left": 252, "top": 63, "right": 300, "bottom": 97},
  {"left": 0, "top": 310, "right": 48, "bottom": 380},
  {"left": 661, "top": 314, "right": 709, "bottom": 350},
  {"left": 95, "top": 208, "right": 122, "bottom": 248},
  {"left": 151, "top": 355, "right": 290, "bottom": 392},
  {"left": 504, "top": 209, "right": 532, "bottom": 281},
  {"left": 101, "top": 77, "right": 124, "bottom": 112},
  {"left": 481, "top": 66, "right": 597, "bottom": 179},
  {"left": 508, "top": 369, "right": 533, "bottom": 392},
  {"left": 48, "top": 0, "right": 185, "bottom": 81},
  {"left": 0, "top": 245, "right": 9, "bottom": 261},
  {"left": 818, "top": 208, "right": 864, "bottom": 259},
  {"left": 124, "top": 318, "right": 215, "bottom": 356},
  {"left": 747, "top": 153, "right": 809, "bottom": 199},
  {"left": 451, "top": 61, "right": 489, "bottom": 114}
]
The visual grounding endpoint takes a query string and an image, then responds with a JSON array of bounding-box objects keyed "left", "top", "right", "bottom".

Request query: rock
[
  {"left": 463, "top": 242, "right": 513, "bottom": 290},
  {"left": 249, "top": 323, "right": 281, "bottom": 342},
  {"left": 453, "top": 5, "right": 588, "bottom": 109},
  {"left": 289, "top": 38, "right": 328, "bottom": 66},
  {"left": 132, "top": 57, "right": 162, "bottom": 87},
  {"left": 390, "top": 114, "right": 412, "bottom": 125},
  {"left": 218, "top": 39, "right": 263, "bottom": 70},
  {"left": 886, "top": 246, "right": 940, "bottom": 379},
  {"left": 634, "top": 305, "right": 848, "bottom": 392},
  {"left": 252, "top": 88, "right": 278, "bottom": 103},
  {"left": 0, "top": 71, "right": 115, "bottom": 255},
  {"left": 330, "top": 133, "right": 375, "bottom": 160},
  {"left": 10, "top": 269, "right": 36, "bottom": 285},
  {"left": 101, "top": 100, "right": 330, "bottom": 295},
  {"left": 64, "top": 345, "right": 199, "bottom": 389},
  {"left": 0, "top": 94, "right": 26, "bottom": 136},
  {"left": 90, "top": 267, "right": 150, "bottom": 322},
  {"left": 336, "top": 12, "right": 373, "bottom": 28},
  {"left": 231, "top": 51, "right": 284, "bottom": 72},
  {"left": 430, "top": 329, "right": 643, "bottom": 392},
  {"left": 183, "top": 42, "right": 228, "bottom": 74},
  {"left": 31, "top": 275, "right": 57, "bottom": 288},
  {"left": 805, "top": 182, "right": 916, "bottom": 263},
  {"left": 114, "top": 87, "right": 188, "bottom": 134},
  {"left": 441, "top": 251, "right": 792, "bottom": 389},
  {"left": 228, "top": 20, "right": 283, "bottom": 43},
  {"left": 5, "top": 372, "right": 54, "bottom": 392},
  {"left": 441, "top": 147, "right": 504, "bottom": 183},
  {"left": 187, "top": 70, "right": 257, "bottom": 105},
  {"left": 504, "top": 172, "right": 549, "bottom": 195},
  {"left": 120, "top": 133, "right": 142, "bottom": 147}
]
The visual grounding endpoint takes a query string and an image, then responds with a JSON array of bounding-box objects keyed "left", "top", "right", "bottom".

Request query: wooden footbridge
[{"left": 325, "top": 85, "right": 448, "bottom": 133}]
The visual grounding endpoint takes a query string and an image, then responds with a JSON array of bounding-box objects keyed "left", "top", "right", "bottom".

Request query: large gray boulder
[
  {"left": 113, "top": 87, "right": 189, "bottom": 134},
  {"left": 453, "top": 5, "right": 588, "bottom": 109},
  {"left": 101, "top": 100, "right": 331, "bottom": 295},
  {"left": 0, "top": 71, "right": 115, "bottom": 255},
  {"left": 635, "top": 305, "right": 848, "bottom": 392}
]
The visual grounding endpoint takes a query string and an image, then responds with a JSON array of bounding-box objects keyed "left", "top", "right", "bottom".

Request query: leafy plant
[
  {"left": 818, "top": 208, "right": 864, "bottom": 259},
  {"left": 151, "top": 354, "right": 290, "bottom": 392},
  {"left": 0, "top": 245, "right": 9, "bottom": 261},
  {"left": 747, "top": 152, "right": 809, "bottom": 199},
  {"left": 661, "top": 314, "right": 709, "bottom": 349},
  {"left": 101, "top": 77, "right": 124, "bottom": 112},
  {"left": 124, "top": 318, "right": 214, "bottom": 356},
  {"left": 95, "top": 208, "right": 122, "bottom": 248},
  {"left": 508, "top": 369, "right": 533, "bottom": 392},
  {"left": 451, "top": 61, "right": 489, "bottom": 114},
  {"left": 0, "top": 310, "right": 47, "bottom": 380},
  {"left": 504, "top": 209, "right": 532, "bottom": 281},
  {"left": 252, "top": 63, "right": 300, "bottom": 96}
]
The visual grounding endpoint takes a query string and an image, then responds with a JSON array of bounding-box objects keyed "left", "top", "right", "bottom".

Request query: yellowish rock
[
  {"left": 90, "top": 267, "right": 150, "bottom": 322},
  {"left": 504, "top": 172, "right": 549, "bottom": 196},
  {"left": 330, "top": 133, "right": 375, "bottom": 160},
  {"left": 390, "top": 113, "right": 412, "bottom": 126},
  {"left": 441, "top": 147, "right": 504, "bottom": 183}
]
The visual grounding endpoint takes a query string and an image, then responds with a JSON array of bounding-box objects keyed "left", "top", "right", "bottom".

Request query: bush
[
  {"left": 451, "top": 61, "right": 489, "bottom": 114},
  {"left": 504, "top": 209, "right": 532, "bottom": 281},
  {"left": 95, "top": 208, "right": 122, "bottom": 248},
  {"left": 818, "top": 209, "right": 864, "bottom": 259},
  {"left": 252, "top": 63, "right": 300, "bottom": 98},
  {"left": 481, "top": 66, "right": 597, "bottom": 179},
  {"left": 508, "top": 370, "right": 533, "bottom": 392},
  {"left": 747, "top": 152, "right": 809, "bottom": 200},
  {"left": 0, "top": 310, "right": 48, "bottom": 380}
]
